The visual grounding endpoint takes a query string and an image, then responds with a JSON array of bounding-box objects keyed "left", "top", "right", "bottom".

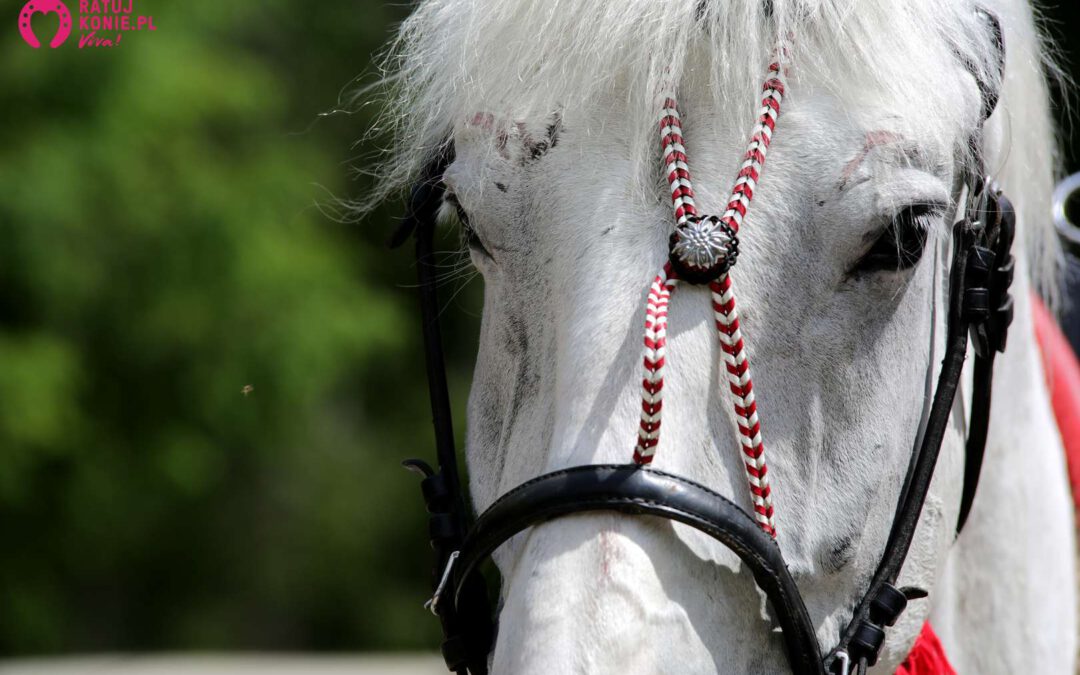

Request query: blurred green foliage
[
  {"left": 0, "top": 0, "right": 1078, "bottom": 659},
  {"left": 0, "top": 0, "right": 484, "bottom": 655}
]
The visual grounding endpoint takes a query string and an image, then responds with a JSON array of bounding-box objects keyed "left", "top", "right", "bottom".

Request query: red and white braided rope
[
  {"left": 635, "top": 262, "right": 676, "bottom": 463},
  {"left": 661, "top": 102, "right": 697, "bottom": 226},
  {"left": 633, "top": 60, "right": 786, "bottom": 538}
]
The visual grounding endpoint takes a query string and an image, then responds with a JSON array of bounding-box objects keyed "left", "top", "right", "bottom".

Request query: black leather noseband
[{"left": 454, "top": 465, "right": 825, "bottom": 674}]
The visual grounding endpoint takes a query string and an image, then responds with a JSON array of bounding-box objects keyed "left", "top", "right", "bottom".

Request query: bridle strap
[
  {"left": 452, "top": 465, "right": 826, "bottom": 675},
  {"left": 824, "top": 222, "right": 976, "bottom": 672},
  {"left": 395, "top": 151, "right": 495, "bottom": 675},
  {"left": 825, "top": 183, "right": 1016, "bottom": 672},
  {"left": 957, "top": 193, "right": 1016, "bottom": 533}
]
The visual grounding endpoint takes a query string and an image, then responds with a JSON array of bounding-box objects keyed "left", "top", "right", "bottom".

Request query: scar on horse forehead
[
  {"left": 836, "top": 130, "right": 937, "bottom": 192},
  {"left": 463, "top": 112, "right": 562, "bottom": 163}
]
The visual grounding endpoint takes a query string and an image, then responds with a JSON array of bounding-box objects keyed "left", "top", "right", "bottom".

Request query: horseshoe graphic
[{"left": 18, "top": 1, "right": 72, "bottom": 49}]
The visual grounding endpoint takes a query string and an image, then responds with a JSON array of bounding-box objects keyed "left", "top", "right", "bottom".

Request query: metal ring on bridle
[{"left": 1053, "top": 172, "right": 1080, "bottom": 256}]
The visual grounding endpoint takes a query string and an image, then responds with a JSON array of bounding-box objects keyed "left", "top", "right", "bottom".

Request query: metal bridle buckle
[
  {"left": 968, "top": 175, "right": 998, "bottom": 232},
  {"left": 834, "top": 650, "right": 851, "bottom": 675},
  {"left": 424, "top": 550, "right": 460, "bottom": 616}
]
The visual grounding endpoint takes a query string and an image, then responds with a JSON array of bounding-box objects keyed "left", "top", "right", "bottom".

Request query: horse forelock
[{"left": 358, "top": 0, "right": 1059, "bottom": 300}]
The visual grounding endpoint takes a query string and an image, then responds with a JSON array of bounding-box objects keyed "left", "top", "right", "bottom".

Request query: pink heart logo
[{"left": 19, "top": 1, "right": 72, "bottom": 49}]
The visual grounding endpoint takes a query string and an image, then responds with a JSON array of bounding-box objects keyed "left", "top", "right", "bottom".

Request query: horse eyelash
[
  {"left": 440, "top": 191, "right": 469, "bottom": 226},
  {"left": 896, "top": 205, "right": 937, "bottom": 242},
  {"left": 900, "top": 201, "right": 946, "bottom": 231},
  {"left": 848, "top": 202, "right": 946, "bottom": 278},
  {"left": 441, "top": 191, "right": 494, "bottom": 261}
]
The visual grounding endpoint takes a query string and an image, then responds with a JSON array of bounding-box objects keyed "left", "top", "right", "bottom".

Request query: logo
[
  {"left": 18, "top": 1, "right": 157, "bottom": 49},
  {"left": 18, "top": 1, "right": 72, "bottom": 48}
]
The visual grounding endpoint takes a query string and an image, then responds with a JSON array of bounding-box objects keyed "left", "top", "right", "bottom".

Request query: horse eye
[
  {"left": 849, "top": 204, "right": 940, "bottom": 276},
  {"left": 444, "top": 191, "right": 471, "bottom": 226},
  {"left": 443, "top": 191, "right": 493, "bottom": 260}
]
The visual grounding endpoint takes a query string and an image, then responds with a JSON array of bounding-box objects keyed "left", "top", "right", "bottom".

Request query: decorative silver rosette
[{"left": 668, "top": 215, "right": 739, "bottom": 283}]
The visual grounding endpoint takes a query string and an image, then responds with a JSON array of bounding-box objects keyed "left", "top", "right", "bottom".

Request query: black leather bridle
[{"left": 391, "top": 12, "right": 1016, "bottom": 675}]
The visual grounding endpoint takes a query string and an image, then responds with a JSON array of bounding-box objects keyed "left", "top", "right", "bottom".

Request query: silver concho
[{"left": 669, "top": 215, "right": 739, "bottom": 283}]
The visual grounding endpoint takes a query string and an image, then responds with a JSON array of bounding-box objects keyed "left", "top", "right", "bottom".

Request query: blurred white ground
[{"left": 0, "top": 656, "right": 445, "bottom": 674}]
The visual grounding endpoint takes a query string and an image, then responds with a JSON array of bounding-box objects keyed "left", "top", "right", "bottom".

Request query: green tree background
[
  {"left": 0, "top": 0, "right": 486, "bottom": 655},
  {"left": 0, "top": 0, "right": 1077, "bottom": 658}
]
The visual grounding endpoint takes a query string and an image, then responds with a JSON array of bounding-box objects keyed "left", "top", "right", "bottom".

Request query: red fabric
[
  {"left": 896, "top": 623, "right": 955, "bottom": 675},
  {"left": 1032, "top": 295, "right": 1080, "bottom": 512},
  {"left": 893, "top": 295, "right": 1080, "bottom": 675}
]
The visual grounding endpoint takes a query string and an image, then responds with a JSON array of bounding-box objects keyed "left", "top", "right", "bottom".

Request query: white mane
[{"left": 361, "top": 0, "right": 1061, "bottom": 296}]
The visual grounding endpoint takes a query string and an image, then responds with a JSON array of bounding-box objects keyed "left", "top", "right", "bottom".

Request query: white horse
[{"left": 366, "top": 0, "right": 1076, "bottom": 671}]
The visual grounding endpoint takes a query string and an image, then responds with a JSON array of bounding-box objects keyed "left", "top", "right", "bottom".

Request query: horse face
[{"left": 441, "top": 58, "right": 984, "bottom": 675}]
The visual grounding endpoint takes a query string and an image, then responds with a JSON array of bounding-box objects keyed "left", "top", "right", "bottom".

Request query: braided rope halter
[{"left": 633, "top": 57, "right": 787, "bottom": 538}]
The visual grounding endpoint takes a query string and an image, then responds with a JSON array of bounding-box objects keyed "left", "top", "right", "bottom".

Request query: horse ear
[{"left": 972, "top": 6, "right": 1006, "bottom": 122}]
